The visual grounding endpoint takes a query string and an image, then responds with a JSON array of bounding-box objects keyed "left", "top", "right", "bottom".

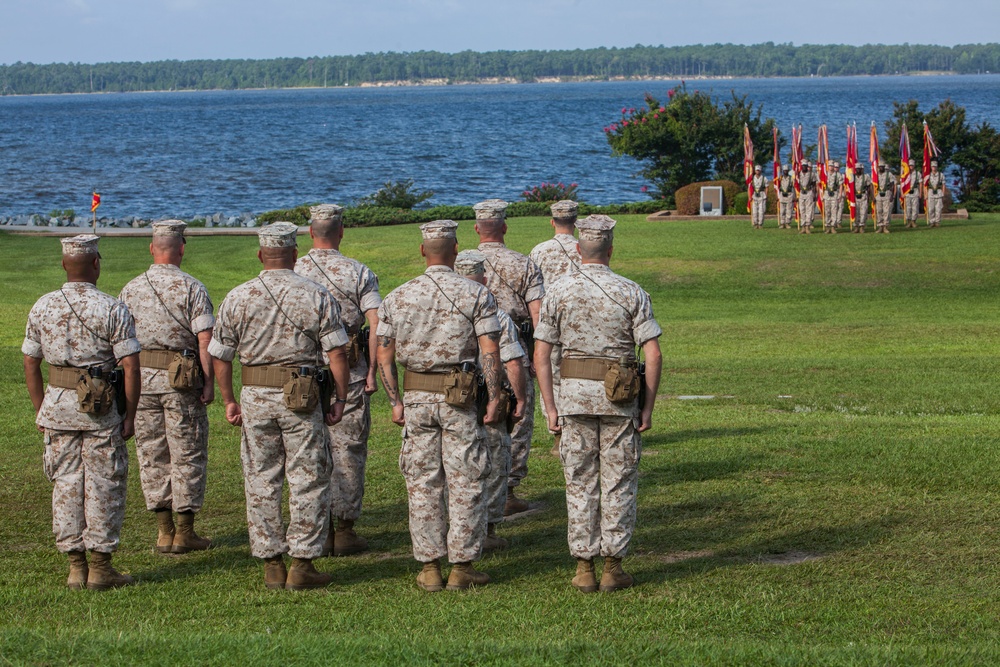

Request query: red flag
[
  {"left": 817, "top": 125, "right": 829, "bottom": 216},
  {"left": 743, "top": 124, "right": 754, "bottom": 213},
  {"left": 899, "top": 123, "right": 913, "bottom": 197},
  {"left": 845, "top": 124, "right": 858, "bottom": 224},
  {"left": 792, "top": 125, "right": 803, "bottom": 225},
  {"left": 91, "top": 192, "right": 101, "bottom": 213},
  {"left": 922, "top": 121, "right": 940, "bottom": 195},
  {"left": 772, "top": 126, "right": 780, "bottom": 196},
  {"left": 870, "top": 123, "right": 881, "bottom": 217}
]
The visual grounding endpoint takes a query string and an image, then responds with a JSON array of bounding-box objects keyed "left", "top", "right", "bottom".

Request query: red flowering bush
[{"left": 521, "top": 181, "right": 579, "bottom": 202}]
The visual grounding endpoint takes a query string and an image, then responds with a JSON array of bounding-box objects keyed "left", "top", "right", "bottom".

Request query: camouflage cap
[
  {"left": 310, "top": 204, "right": 344, "bottom": 223},
  {"left": 454, "top": 249, "right": 487, "bottom": 276},
  {"left": 151, "top": 219, "right": 187, "bottom": 238},
  {"left": 833, "top": 161, "right": 841, "bottom": 168},
  {"left": 754, "top": 164, "right": 762, "bottom": 172},
  {"left": 473, "top": 199, "right": 508, "bottom": 221},
  {"left": 258, "top": 221, "right": 298, "bottom": 248},
  {"left": 931, "top": 160, "right": 939, "bottom": 167},
  {"left": 420, "top": 219, "right": 458, "bottom": 241},
  {"left": 550, "top": 199, "right": 578, "bottom": 221},
  {"left": 576, "top": 214, "right": 616, "bottom": 242},
  {"left": 61, "top": 234, "right": 101, "bottom": 257},
  {"left": 908, "top": 159, "right": 916, "bottom": 166}
]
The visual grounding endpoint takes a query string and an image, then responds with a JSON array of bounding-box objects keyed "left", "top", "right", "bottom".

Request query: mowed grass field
[{"left": 1, "top": 215, "right": 1000, "bottom": 665}]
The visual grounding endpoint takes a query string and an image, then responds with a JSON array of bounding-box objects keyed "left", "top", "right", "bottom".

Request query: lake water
[{"left": 1, "top": 75, "right": 999, "bottom": 218}]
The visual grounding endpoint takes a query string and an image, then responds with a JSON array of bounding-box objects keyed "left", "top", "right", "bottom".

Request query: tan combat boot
[
  {"left": 66, "top": 551, "right": 88, "bottom": 590},
  {"left": 154, "top": 509, "right": 175, "bottom": 554},
  {"left": 285, "top": 558, "right": 332, "bottom": 590},
  {"left": 446, "top": 562, "right": 490, "bottom": 590},
  {"left": 416, "top": 559, "right": 444, "bottom": 592},
  {"left": 87, "top": 551, "right": 135, "bottom": 591},
  {"left": 171, "top": 511, "right": 211, "bottom": 554},
  {"left": 571, "top": 558, "right": 598, "bottom": 593},
  {"left": 504, "top": 489, "right": 529, "bottom": 516},
  {"left": 333, "top": 518, "right": 369, "bottom": 556},
  {"left": 599, "top": 556, "right": 634, "bottom": 593},
  {"left": 481, "top": 523, "right": 509, "bottom": 553},
  {"left": 264, "top": 556, "right": 287, "bottom": 590}
]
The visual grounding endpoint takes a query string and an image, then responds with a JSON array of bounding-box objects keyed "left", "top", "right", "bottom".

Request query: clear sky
[{"left": 2, "top": 0, "right": 997, "bottom": 65}]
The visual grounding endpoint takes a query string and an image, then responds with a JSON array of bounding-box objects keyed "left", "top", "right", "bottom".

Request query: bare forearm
[
  {"left": 477, "top": 334, "right": 501, "bottom": 401},
  {"left": 528, "top": 300, "right": 541, "bottom": 329},
  {"left": 641, "top": 339, "right": 663, "bottom": 414},
  {"left": 121, "top": 354, "right": 141, "bottom": 421},
  {"left": 505, "top": 359, "right": 526, "bottom": 405},
  {"left": 197, "top": 331, "right": 215, "bottom": 384},
  {"left": 533, "top": 342, "right": 556, "bottom": 413},
  {"left": 213, "top": 358, "right": 236, "bottom": 404},
  {"left": 326, "top": 346, "right": 349, "bottom": 401},
  {"left": 365, "top": 310, "right": 379, "bottom": 373},
  {"left": 23, "top": 355, "right": 44, "bottom": 412},
  {"left": 376, "top": 336, "right": 400, "bottom": 407}
]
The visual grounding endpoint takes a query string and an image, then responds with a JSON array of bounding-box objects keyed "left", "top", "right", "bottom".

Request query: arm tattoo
[
  {"left": 379, "top": 335, "right": 393, "bottom": 348},
  {"left": 481, "top": 351, "right": 501, "bottom": 402},
  {"left": 486, "top": 331, "right": 501, "bottom": 343},
  {"left": 379, "top": 361, "right": 400, "bottom": 407}
]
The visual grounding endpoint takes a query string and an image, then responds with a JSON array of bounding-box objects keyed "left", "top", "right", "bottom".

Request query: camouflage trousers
[
  {"left": 928, "top": 196, "right": 944, "bottom": 225},
  {"left": 327, "top": 379, "right": 371, "bottom": 521},
  {"left": 43, "top": 427, "right": 128, "bottom": 553},
  {"left": 751, "top": 198, "right": 766, "bottom": 227},
  {"left": 399, "top": 402, "right": 490, "bottom": 563},
  {"left": 834, "top": 197, "right": 845, "bottom": 227},
  {"left": 904, "top": 195, "right": 920, "bottom": 222},
  {"left": 875, "top": 198, "right": 894, "bottom": 228},
  {"left": 778, "top": 200, "right": 795, "bottom": 227},
  {"left": 560, "top": 414, "right": 640, "bottom": 559},
  {"left": 507, "top": 379, "right": 535, "bottom": 489},
  {"left": 823, "top": 197, "right": 838, "bottom": 228},
  {"left": 480, "top": 422, "right": 512, "bottom": 524},
  {"left": 240, "top": 404, "right": 332, "bottom": 559},
  {"left": 798, "top": 196, "right": 815, "bottom": 227},
  {"left": 854, "top": 199, "right": 870, "bottom": 229},
  {"left": 134, "top": 390, "right": 208, "bottom": 513}
]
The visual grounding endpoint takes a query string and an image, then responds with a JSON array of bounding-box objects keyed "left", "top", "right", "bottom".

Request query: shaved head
[
  {"left": 150, "top": 235, "right": 185, "bottom": 266},
  {"left": 421, "top": 239, "right": 458, "bottom": 267},
  {"left": 258, "top": 245, "right": 298, "bottom": 269},
  {"left": 62, "top": 252, "right": 100, "bottom": 283},
  {"left": 310, "top": 218, "right": 343, "bottom": 242},
  {"left": 578, "top": 237, "right": 613, "bottom": 262}
]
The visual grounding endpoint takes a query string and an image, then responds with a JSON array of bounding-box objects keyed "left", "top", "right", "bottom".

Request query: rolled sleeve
[
  {"left": 21, "top": 338, "right": 42, "bottom": 358},
  {"left": 532, "top": 294, "right": 559, "bottom": 344},
  {"left": 191, "top": 313, "right": 216, "bottom": 335},
  {"left": 376, "top": 301, "right": 394, "bottom": 338},
  {"left": 109, "top": 303, "right": 141, "bottom": 360},
  {"left": 359, "top": 269, "right": 383, "bottom": 313},
  {"left": 473, "top": 291, "right": 501, "bottom": 337},
  {"left": 524, "top": 262, "right": 545, "bottom": 303},
  {"left": 208, "top": 337, "right": 236, "bottom": 362},
  {"left": 322, "top": 325, "right": 350, "bottom": 351},
  {"left": 113, "top": 338, "right": 142, "bottom": 360},
  {"left": 317, "top": 290, "right": 350, "bottom": 351},
  {"left": 500, "top": 340, "right": 525, "bottom": 363},
  {"left": 632, "top": 292, "right": 662, "bottom": 346}
]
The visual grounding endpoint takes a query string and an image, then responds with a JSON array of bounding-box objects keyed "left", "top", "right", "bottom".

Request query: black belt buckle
[
  {"left": 87, "top": 365, "right": 104, "bottom": 379},
  {"left": 180, "top": 349, "right": 197, "bottom": 359}
]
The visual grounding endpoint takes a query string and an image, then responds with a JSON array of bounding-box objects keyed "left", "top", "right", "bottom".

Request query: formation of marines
[
  {"left": 746, "top": 159, "right": 948, "bottom": 233},
  {"left": 22, "top": 200, "right": 662, "bottom": 594}
]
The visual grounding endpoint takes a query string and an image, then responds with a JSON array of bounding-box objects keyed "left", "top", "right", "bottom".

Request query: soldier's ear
[
  {"left": 148, "top": 242, "right": 154, "bottom": 257},
  {"left": 608, "top": 245, "right": 614, "bottom": 261},
  {"left": 257, "top": 249, "right": 264, "bottom": 265},
  {"left": 420, "top": 243, "right": 427, "bottom": 258}
]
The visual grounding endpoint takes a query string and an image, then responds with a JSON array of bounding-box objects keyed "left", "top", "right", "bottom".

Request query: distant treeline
[{"left": 2, "top": 43, "right": 1000, "bottom": 95}]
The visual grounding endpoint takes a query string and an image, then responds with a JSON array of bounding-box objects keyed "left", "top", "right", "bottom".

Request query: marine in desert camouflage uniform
[
  {"left": 776, "top": 166, "right": 795, "bottom": 229},
  {"left": 23, "top": 234, "right": 141, "bottom": 590},
  {"left": 118, "top": 220, "right": 215, "bottom": 556},
  {"left": 294, "top": 204, "right": 382, "bottom": 557},
  {"left": 874, "top": 165, "right": 897, "bottom": 234},
  {"left": 455, "top": 250, "right": 528, "bottom": 554},
  {"left": 797, "top": 161, "right": 816, "bottom": 234},
  {"left": 528, "top": 200, "right": 580, "bottom": 457},
  {"left": 926, "top": 160, "right": 946, "bottom": 227},
  {"left": 822, "top": 163, "right": 843, "bottom": 234},
  {"left": 474, "top": 199, "right": 545, "bottom": 515},
  {"left": 210, "top": 222, "right": 351, "bottom": 591},
  {"left": 853, "top": 165, "right": 872, "bottom": 233},
  {"left": 750, "top": 165, "right": 768, "bottom": 229},
  {"left": 376, "top": 220, "right": 504, "bottom": 592},
  {"left": 903, "top": 159, "right": 922, "bottom": 228},
  {"left": 535, "top": 215, "right": 663, "bottom": 594},
  {"left": 831, "top": 162, "right": 846, "bottom": 229}
]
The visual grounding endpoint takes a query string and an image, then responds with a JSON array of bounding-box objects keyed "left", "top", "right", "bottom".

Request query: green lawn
[{"left": 1, "top": 216, "right": 999, "bottom": 665}]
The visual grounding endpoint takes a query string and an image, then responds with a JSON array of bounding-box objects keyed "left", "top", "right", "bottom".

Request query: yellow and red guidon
[
  {"left": 743, "top": 125, "right": 754, "bottom": 212},
  {"left": 91, "top": 192, "right": 101, "bottom": 213}
]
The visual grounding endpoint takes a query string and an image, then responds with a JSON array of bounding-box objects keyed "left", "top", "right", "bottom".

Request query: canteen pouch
[
  {"left": 168, "top": 351, "right": 203, "bottom": 391},
  {"left": 76, "top": 372, "right": 115, "bottom": 416},
  {"left": 347, "top": 327, "right": 370, "bottom": 368},
  {"left": 604, "top": 359, "right": 640, "bottom": 404},
  {"left": 283, "top": 371, "right": 320, "bottom": 414},
  {"left": 443, "top": 368, "right": 477, "bottom": 408}
]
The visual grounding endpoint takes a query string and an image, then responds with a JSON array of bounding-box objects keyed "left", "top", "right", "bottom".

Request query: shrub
[
  {"left": 356, "top": 180, "right": 434, "bottom": 209},
  {"left": 674, "top": 180, "right": 741, "bottom": 215},
  {"left": 257, "top": 205, "right": 313, "bottom": 226},
  {"left": 521, "top": 182, "right": 578, "bottom": 202}
]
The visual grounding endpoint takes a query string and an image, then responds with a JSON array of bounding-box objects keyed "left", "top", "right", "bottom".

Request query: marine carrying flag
[
  {"left": 91, "top": 192, "right": 101, "bottom": 213},
  {"left": 816, "top": 125, "right": 829, "bottom": 216},
  {"left": 870, "top": 122, "right": 881, "bottom": 217},
  {"left": 899, "top": 123, "right": 913, "bottom": 197},
  {"left": 743, "top": 124, "right": 754, "bottom": 213},
  {"left": 922, "top": 121, "right": 940, "bottom": 193},
  {"left": 772, "top": 126, "right": 780, "bottom": 196},
  {"left": 846, "top": 124, "right": 858, "bottom": 224},
  {"left": 792, "top": 124, "right": 803, "bottom": 225}
]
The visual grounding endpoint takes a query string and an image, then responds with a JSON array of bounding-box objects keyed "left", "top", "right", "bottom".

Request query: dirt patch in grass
[
  {"left": 757, "top": 551, "right": 824, "bottom": 565},
  {"left": 654, "top": 550, "right": 716, "bottom": 564}
]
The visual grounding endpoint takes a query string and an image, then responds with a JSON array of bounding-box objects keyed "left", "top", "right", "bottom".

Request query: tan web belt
[
  {"left": 139, "top": 349, "right": 184, "bottom": 370},
  {"left": 402, "top": 369, "right": 453, "bottom": 394},
  {"left": 47, "top": 365, "right": 87, "bottom": 389},
  {"left": 241, "top": 364, "right": 324, "bottom": 389},
  {"left": 561, "top": 357, "right": 618, "bottom": 382}
]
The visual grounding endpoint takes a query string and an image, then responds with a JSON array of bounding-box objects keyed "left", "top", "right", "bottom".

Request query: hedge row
[{"left": 256, "top": 201, "right": 667, "bottom": 228}]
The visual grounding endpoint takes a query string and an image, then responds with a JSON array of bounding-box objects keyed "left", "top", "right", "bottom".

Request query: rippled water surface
[{"left": 1, "top": 75, "right": 998, "bottom": 217}]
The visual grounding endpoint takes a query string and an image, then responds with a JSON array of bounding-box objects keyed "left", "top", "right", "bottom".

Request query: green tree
[{"left": 604, "top": 85, "right": 780, "bottom": 205}]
